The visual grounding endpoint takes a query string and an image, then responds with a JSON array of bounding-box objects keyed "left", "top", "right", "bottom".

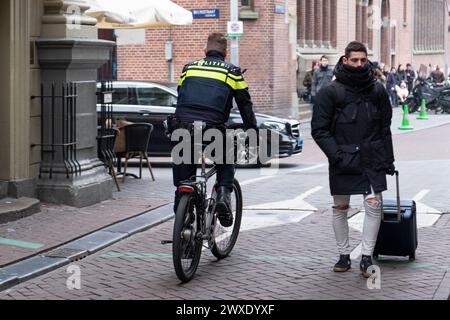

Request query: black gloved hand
[{"left": 386, "top": 163, "right": 396, "bottom": 176}]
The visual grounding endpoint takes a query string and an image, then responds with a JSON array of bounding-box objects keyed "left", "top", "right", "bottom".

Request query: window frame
[
  {"left": 136, "top": 86, "right": 177, "bottom": 108},
  {"left": 240, "top": 0, "right": 253, "bottom": 9},
  {"left": 239, "top": 0, "right": 258, "bottom": 20}
]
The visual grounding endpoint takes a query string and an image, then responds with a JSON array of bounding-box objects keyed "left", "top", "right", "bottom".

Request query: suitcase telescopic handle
[{"left": 395, "top": 170, "right": 401, "bottom": 222}]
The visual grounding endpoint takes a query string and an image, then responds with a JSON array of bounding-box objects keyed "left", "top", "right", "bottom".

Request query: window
[
  {"left": 111, "top": 88, "right": 129, "bottom": 104},
  {"left": 414, "top": 0, "right": 446, "bottom": 53},
  {"left": 239, "top": 0, "right": 258, "bottom": 20},
  {"left": 241, "top": 0, "right": 252, "bottom": 8},
  {"left": 137, "top": 87, "right": 177, "bottom": 107}
]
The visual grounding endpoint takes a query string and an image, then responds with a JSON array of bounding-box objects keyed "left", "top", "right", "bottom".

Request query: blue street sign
[
  {"left": 192, "top": 9, "right": 220, "bottom": 19},
  {"left": 275, "top": 4, "right": 285, "bottom": 14}
]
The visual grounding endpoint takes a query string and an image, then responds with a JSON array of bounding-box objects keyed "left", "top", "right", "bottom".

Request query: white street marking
[
  {"left": 244, "top": 186, "right": 323, "bottom": 211},
  {"left": 413, "top": 189, "right": 442, "bottom": 214},
  {"left": 416, "top": 214, "right": 441, "bottom": 228},
  {"left": 348, "top": 212, "right": 365, "bottom": 233},
  {"left": 240, "top": 210, "right": 314, "bottom": 232},
  {"left": 351, "top": 244, "right": 362, "bottom": 260},
  {"left": 413, "top": 190, "right": 430, "bottom": 202},
  {"left": 240, "top": 175, "right": 276, "bottom": 186},
  {"left": 297, "top": 186, "right": 323, "bottom": 200},
  {"left": 416, "top": 202, "right": 442, "bottom": 214},
  {"left": 240, "top": 164, "right": 326, "bottom": 186},
  {"left": 290, "top": 163, "right": 327, "bottom": 173},
  {"left": 349, "top": 209, "right": 441, "bottom": 231}
]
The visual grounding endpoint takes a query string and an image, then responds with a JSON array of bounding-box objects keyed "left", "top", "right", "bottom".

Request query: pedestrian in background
[
  {"left": 311, "top": 55, "right": 334, "bottom": 105},
  {"left": 397, "top": 64, "right": 408, "bottom": 87},
  {"left": 312, "top": 41, "right": 395, "bottom": 278},
  {"left": 431, "top": 65, "right": 446, "bottom": 86},
  {"left": 386, "top": 67, "right": 399, "bottom": 107},
  {"left": 302, "top": 60, "right": 320, "bottom": 102},
  {"left": 372, "top": 62, "right": 387, "bottom": 88},
  {"left": 395, "top": 81, "right": 409, "bottom": 105},
  {"left": 405, "top": 63, "right": 417, "bottom": 93}
]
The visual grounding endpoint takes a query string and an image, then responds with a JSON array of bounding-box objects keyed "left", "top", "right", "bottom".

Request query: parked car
[{"left": 97, "top": 81, "right": 303, "bottom": 162}]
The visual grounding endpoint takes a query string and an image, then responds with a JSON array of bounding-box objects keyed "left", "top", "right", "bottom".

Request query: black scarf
[{"left": 334, "top": 56, "right": 377, "bottom": 92}]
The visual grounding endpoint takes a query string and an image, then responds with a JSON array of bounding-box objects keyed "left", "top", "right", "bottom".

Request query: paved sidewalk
[
  {"left": 1, "top": 207, "right": 449, "bottom": 300},
  {"left": 0, "top": 180, "right": 170, "bottom": 268}
]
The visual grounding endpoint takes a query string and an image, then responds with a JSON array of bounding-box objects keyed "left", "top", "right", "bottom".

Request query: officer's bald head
[{"left": 206, "top": 33, "right": 227, "bottom": 57}]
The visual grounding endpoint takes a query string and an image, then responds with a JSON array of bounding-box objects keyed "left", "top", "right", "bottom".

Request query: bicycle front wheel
[
  {"left": 211, "top": 179, "right": 243, "bottom": 259},
  {"left": 172, "top": 193, "right": 202, "bottom": 283}
]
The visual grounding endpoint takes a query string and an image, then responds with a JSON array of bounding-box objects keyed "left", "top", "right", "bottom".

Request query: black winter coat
[{"left": 311, "top": 58, "right": 395, "bottom": 196}]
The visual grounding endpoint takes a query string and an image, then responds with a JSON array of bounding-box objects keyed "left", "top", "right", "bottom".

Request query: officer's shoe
[
  {"left": 216, "top": 186, "right": 233, "bottom": 228},
  {"left": 360, "top": 255, "right": 374, "bottom": 278},
  {"left": 333, "top": 254, "right": 351, "bottom": 272}
]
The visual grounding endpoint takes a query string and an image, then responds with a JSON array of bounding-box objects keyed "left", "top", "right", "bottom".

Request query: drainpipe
[{"left": 230, "top": 0, "right": 239, "bottom": 66}]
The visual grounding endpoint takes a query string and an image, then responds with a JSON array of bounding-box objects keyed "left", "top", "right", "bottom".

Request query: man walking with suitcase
[{"left": 311, "top": 41, "right": 396, "bottom": 278}]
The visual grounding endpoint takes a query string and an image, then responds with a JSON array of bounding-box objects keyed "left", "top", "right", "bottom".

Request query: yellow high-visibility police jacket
[{"left": 176, "top": 51, "right": 257, "bottom": 129}]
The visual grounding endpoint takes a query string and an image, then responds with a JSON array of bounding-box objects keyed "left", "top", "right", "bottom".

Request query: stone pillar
[
  {"left": 361, "top": 4, "right": 368, "bottom": 48},
  {"left": 368, "top": 1, "right": 373, "bottom": 51},
  {"left": 314, "top": 0, "right": 323, "bottom": 48},
  {"left": 0, "top": 0, "right": 36, "bottom": 198},
  {"left": 323, "top": 0, "right": 331, "bottom": 48},
  {"left": 297, "top": 0, "right": 306, "bottom": 47},
  {"left": 356, "top": 1, "right": 362, "bottom": 43},
  {"left": 36, "top": 0, "right": 115, "bottom": 207},
  {"left": 41, "top": 0, "right": 98, "bottom": 38},
  {"left": 330, "top": 0, "right": 337, "bottom": 48}
]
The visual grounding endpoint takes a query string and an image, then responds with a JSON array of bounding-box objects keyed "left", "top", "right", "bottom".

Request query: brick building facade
[
  {"left": 298, "top": 0, "right": 450, "bottom": 90},
  {"left": 116, "top": 0, "right": 450, "bottom": 118},
  {"left": 116, "top": 0, "right": 299, "bottom": 118}
]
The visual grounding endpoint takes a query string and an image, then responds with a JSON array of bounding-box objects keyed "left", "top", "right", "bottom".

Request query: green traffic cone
[
  {"left": 417, "top": 98, "right": 429, "bottom": 120},
  {"left": 399, "top": 104, "right": 414, "bottom": 130}
]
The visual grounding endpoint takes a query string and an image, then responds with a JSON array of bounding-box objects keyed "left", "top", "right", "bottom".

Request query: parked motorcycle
[{"left": 404, "top": 77, "right": 450, "bottom": 114}]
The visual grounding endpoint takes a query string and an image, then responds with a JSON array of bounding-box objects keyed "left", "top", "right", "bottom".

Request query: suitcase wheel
[{"left": 409, "top": 254, "right": 415, "bottom": 261}]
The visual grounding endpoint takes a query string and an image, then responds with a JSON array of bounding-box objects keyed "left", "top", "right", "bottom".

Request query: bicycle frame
[{"left": 177, "top": 144, "right": 219, "bottom": 246}]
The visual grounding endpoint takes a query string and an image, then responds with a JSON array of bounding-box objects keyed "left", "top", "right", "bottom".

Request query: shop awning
[{"left": 85, "top": 0, "right": 193, "bottom": 29}]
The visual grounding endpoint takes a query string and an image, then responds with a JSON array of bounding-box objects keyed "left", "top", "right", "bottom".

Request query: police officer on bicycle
[{"left": 170, "top": 33, "right": 257, "bottom": 227}]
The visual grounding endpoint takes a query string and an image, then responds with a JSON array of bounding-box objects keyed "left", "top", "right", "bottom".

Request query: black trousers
[
  {"left": 172, "top": 126, "right": 234, "bottom": 212},
  {"left": 173, "top": 163, "right": 234, "bottom": 189}
]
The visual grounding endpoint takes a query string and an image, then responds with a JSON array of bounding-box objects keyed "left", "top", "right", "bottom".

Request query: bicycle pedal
[{"left": 161, "top": 240, "right": 173, "bottom": 245}]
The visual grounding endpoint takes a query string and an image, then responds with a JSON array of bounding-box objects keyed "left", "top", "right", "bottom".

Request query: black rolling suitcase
[{"left": 373, "top": 171, "right": 418, "bottom": 261}]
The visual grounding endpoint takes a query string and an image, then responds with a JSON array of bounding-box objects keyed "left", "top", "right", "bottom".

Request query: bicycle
[{"left": 164, "top": 121, "right": 243, "bottom": 283}]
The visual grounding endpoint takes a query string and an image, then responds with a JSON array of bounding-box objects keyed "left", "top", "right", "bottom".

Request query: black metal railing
[
  {"left": 96, "top": 45, "right": 122, "bottom": 191},
  {"left": 33, "top": 82, "right": 81, "bottom": 179},
  {"left": 97, "top": 80, "right": 116, "bottom": 166}
]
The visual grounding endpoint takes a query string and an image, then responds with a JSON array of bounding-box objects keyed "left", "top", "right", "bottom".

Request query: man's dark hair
[
  {"left": 345, "top": 41, "right": 368, "bottom": 58},
  {"left": 320, "top": 55, "right": 328, "bottom": 61},
  {"left": 207, "top": 33, "right": 227, "bottom": 54}
]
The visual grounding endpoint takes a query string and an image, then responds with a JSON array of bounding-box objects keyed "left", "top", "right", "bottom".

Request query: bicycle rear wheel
[
  {"left": 211, "top": 179, "right": 243, "bottom": 259},
  {"left": 172, "top": 193, "right": 202, "bottom": 283}
]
